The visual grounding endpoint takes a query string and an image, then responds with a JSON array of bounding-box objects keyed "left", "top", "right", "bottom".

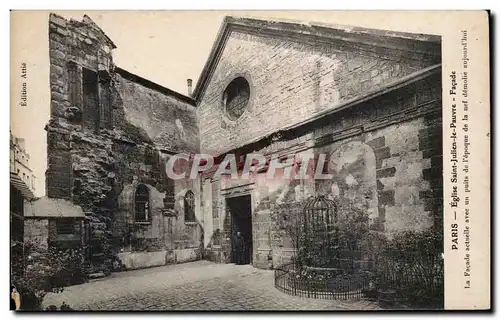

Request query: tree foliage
[
  {"left": 374, "top": 230, "right": 444, "bottom": 308},
  {"left": 11, "top": 239, "right": 85, "bottom": 310},
  {"left": 271, "top": 197, "right": 373, "bottom": 269}
]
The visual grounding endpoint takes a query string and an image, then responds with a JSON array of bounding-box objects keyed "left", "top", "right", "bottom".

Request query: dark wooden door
[{"left": 227, "top": 195, "right": 253, "bottom": 264}]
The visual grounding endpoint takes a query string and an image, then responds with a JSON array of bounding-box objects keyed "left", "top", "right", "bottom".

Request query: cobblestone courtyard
[{"left": 43, "top": 261, "right": 381, "bottom": 311}]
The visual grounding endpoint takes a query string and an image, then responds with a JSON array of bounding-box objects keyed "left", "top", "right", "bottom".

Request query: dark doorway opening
[{"left": 227, "top": 195, "right": 253, "bottom": 265}]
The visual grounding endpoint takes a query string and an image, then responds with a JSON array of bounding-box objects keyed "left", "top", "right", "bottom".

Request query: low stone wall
[
  {"left": 175, "top": 248, "right": 200, "bottom": 263},
  {"left": 203, "top": 246, "right": 223, "bottom": 263},
  {"left": 254, "top": 249, "right": 273, "bottom": 269},
  {"left": 117, "top": 251, "right": 166, "bottom": 270},
  {"left": 117, "top": 248, "right": 201, "bottom": 270}
]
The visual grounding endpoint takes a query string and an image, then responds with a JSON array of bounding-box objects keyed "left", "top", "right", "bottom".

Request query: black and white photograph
[{"left": 9, "top": 10, "right": 490, "bottom": 312}]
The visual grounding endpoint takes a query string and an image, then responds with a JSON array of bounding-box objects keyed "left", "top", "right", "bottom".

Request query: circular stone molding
[{"left": 223, "top": 77, "right": 251, "bottom": 121}]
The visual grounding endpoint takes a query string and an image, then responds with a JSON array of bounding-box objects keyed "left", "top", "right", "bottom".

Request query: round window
[{"left": 223, "top": 77, "right": 250, "bottom": 120}]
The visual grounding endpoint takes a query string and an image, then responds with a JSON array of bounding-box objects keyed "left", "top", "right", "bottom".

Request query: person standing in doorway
[{"left": 234, "top": 232, "right": 246, "bottom": 265}]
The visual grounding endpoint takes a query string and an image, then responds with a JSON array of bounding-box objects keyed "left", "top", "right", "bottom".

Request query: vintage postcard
[{"left": 9, "top": 10, "right": 490, "bottom": 311}]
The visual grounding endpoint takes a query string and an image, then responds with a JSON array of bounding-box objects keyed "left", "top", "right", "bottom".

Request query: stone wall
[
  {"left": 117, "top": 248, "right": 201, "bottom": 270},
  {"left": 113, "top": 71, "right": 199, "bottom": 153},
  {"left": 47, "top": 13, "right": 442, "bottom": 273},
  {"left": 203, "top": 73, "right": 442, "bottom": 269},
  {"left": 47, "top": 13, "right": 202, "bottom": 272},
  {"left": 198, "top": 29, "right": 440, "bottom": 156}
]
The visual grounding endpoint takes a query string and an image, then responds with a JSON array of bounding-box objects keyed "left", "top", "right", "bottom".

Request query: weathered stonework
[
  {"left": 201, "top": 69, "right": 442, "bottom": 268},
  {"left": 46, "top": 14, "right": 442, "bottom": 273},
  {"left": 47, "top": 13, "right": 202, "bottom": 273},
  {"left": 198, "top": 26, "right": 440, "bottom": 156}
]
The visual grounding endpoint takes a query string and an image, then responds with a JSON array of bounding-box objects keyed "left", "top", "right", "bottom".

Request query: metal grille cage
[{"left": 301, "top": 196, "right": 340, "bottom": 268}]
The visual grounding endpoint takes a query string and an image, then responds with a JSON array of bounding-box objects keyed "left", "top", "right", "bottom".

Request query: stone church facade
[{"left": 45, "top": 14, "right": 442, "bottom": 273}]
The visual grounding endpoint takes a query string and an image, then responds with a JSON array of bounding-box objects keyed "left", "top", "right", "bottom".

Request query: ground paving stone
[{"left": 43, "top": 261, "right": 381, "bottom": 311}]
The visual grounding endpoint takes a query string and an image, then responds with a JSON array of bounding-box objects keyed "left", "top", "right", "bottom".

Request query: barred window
[
  {"left": 51, "top": 218, "right": 82, "bottom": 248},
  {"left": 56, "top": 218, "right": 78, "bottom": 235},
  {"left": 184, "top": 190, "right": 195, "bottom": 223},
  {"left": 135, "top": 184, "right": 150, "bottom": 222}
]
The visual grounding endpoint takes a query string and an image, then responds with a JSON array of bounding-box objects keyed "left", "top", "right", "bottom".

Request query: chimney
[{"left": 187, "top": 79, "right": 193, "bottom": 97}]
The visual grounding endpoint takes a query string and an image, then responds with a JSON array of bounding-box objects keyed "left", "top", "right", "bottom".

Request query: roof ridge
[
  {"left": 223, "top": 15, "right": 441, "bottom": 42},
  {"left": 192, "top": 14, "right": 442, "bottom": 101},
  {"left": 114, "top": 67, "right": 196, "bottom": 106}
]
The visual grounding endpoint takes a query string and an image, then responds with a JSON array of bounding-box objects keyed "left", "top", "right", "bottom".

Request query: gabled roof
[
  {"left": 115, "top": 67, "right": 196, "bottom": 106},
  {"left": 192, "top": 15, "right": 442, "bottom": 101}
]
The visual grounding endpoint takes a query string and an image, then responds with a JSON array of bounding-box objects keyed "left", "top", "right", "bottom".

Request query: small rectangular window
[
  {"left": 56, "top": 218, "right": 78, "bottom": 235},
  {"left": 51, "top": 219, "right": 81, "bottom": 248}
]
